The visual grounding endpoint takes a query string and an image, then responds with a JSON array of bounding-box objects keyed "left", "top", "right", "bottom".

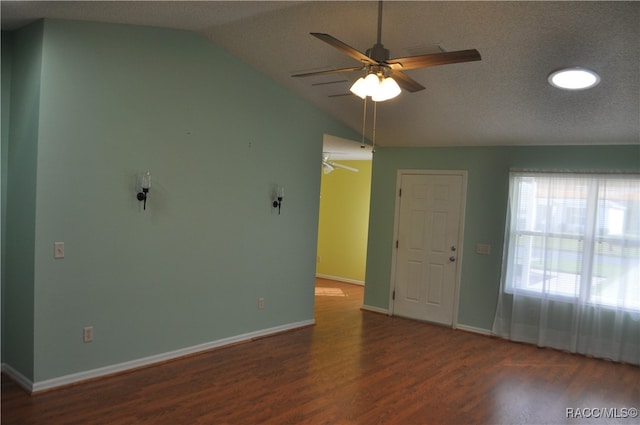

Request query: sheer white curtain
[{"left": 493, "top": 171, "right": 640, "bottom": 365}]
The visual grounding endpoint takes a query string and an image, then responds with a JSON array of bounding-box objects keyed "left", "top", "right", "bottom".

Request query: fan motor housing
[{"left": 366, "top": 43, "right": 390, "bottom": 62}]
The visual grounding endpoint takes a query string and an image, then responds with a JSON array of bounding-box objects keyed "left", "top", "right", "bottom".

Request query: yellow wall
[{"left": 317, "top": 160, "right": 372, "bottom": 284}]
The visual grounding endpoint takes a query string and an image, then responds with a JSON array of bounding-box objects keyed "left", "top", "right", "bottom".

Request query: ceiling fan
[
  {"left": 322, "top": 154, "right": 359, "bottom": 174},
  {"left": 292, "top": 1, "right": 481, "bottom": 99}
]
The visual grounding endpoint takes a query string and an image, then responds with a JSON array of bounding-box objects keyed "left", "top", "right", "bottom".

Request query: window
[{"left": 504, "top": 172, "right": 640, "bottom": 311}]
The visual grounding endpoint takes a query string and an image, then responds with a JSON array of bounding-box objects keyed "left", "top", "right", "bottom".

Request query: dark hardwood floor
[{"left": 2, "top": 278, "right": 639, "bottom": 424}]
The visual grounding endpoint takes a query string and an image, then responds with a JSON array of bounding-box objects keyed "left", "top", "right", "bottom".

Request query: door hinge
[
  {"left": 392, "top": 290, "right": 396, "bottom": 300},
  {"left": 396, "top": 240, "right": 399, "bottom": 248},
  {"left": 399, "top": 188, "right": 402, "bottom": 197}
]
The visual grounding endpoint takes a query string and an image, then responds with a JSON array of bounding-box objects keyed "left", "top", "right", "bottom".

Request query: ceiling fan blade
[
  {"left": 329, "top": 162, "right": 359, "bottom": 173},
  {"left": 310, "top": 33, "right": 378, "bottom": 65},
  {"left": 292, "top": 66, "right": 363, "bottom": 78},
  {"left": 388, "top": 49, "right": 481, "bottom": 71},
  {"left": 390, "top": 70, "right": 426, "bottom": 92}
]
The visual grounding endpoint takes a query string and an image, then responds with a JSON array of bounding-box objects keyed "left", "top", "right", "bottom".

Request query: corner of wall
[
  {"left": 1, "top": 30, "right": 14, "bottom": 368},
  {"left": 1, "top": 20, "right": 45, "bottom": 381}
]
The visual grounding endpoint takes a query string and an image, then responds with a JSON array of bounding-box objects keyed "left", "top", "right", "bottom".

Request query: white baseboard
[
  {"left": 316, "top": 274, "right": 364, "bottom": 286},
  {"left": 455, "top": 323, "right": 492, "bottom": 336},
  {"left": 3, "top": 320, "right": 314, "bottom": 394},
  {"left": 361, "top": 304, "right": 389, "bottom": 315},
  {"left": 1, "top": 363, "right": 33, "bottom": 393}
]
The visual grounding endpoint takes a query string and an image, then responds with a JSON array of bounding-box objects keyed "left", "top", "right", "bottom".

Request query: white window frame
[{"left": 503, "top": 171, "right": 640, "bottom": 311}]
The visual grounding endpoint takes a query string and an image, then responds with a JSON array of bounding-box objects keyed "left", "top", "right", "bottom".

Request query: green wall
[
  {"left": 2, "top": 19, "right": 360, "bottom": 384},
  {"left": 317, "top": 160, "right": 372, "bottom": 283},
  {"left": 364, "top": 145, "right": 640, "bottom": 330}
]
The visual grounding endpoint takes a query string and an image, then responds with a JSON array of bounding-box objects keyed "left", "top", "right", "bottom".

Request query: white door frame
[{"left": 388, "top": 169, "right": 467, "bottom": 328}]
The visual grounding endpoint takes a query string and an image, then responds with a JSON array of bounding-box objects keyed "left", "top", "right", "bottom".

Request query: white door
[{"left": 392, "top": 171, "right": 466, "bottom": 326}]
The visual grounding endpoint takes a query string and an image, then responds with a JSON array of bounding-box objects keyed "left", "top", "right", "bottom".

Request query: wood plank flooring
[{"left": 2, "top": 278, "right": 639, "bottom": 424}]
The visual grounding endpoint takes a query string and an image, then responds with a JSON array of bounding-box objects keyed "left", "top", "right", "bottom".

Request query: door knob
[
  {"left": 451, "top": 246, "right": 457, "bottom": 252},
  {"left": 449, "top": 256, "right": 456, "bottom": 262}
]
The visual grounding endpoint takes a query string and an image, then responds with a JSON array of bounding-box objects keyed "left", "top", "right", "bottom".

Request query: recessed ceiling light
[{"left": 548, "top": 67, "right": 600, "bottom": 90}]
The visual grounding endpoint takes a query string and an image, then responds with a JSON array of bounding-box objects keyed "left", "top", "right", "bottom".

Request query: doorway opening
[{"left": 316, "top": 134, "right": 372, "bottom": 286}]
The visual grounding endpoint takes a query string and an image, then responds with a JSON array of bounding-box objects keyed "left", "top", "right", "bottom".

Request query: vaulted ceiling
[{"left": 2, "top": 1, "right": 639, "bottom": 148}]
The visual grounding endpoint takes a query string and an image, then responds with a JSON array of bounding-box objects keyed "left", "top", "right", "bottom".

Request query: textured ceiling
[{"left": 2, "top": 1, "right": 639, "bottom": 150}]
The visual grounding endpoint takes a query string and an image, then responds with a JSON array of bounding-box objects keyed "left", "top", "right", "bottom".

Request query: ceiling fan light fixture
[
  {"left": 350, "top": 72, "right": 401, "bottom": 101},
  {"left": 364, "top": 72, "right": 381, "bottom": 92},
  {"left": 350, "top": 76, "right": 368, "bottom": 99},
  {"left": 323, "top": 163, "right": 334, "bottom": 174},
  {"left": 548, "top": 67, "right": 600, "bottom": 90},
  {"left": 373, "top": 76, "right": 401, "bottom": 102}
]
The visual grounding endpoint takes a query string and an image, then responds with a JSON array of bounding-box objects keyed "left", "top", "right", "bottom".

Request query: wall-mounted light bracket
[
  {"left": 272, "top": 186, "right": 284, "bottom": 214},
  {"left": 137, "top": 172, "right": 151, "bottom": 210}
]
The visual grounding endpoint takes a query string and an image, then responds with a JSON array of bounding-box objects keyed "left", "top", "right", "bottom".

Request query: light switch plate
[
  {"left": 476, "top": 243, "right": 491, "bottom": 255},
  {"left": 54, "top": 242, "right": 65, "bottom": 259}
]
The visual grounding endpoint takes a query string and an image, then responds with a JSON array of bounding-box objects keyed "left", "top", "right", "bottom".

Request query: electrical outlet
[
  {"left": 83, "top": 326, "right": 94, "bottom": 343},
  {"left": 258, "top": 297, "right": 265, "bottom": 310}
]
